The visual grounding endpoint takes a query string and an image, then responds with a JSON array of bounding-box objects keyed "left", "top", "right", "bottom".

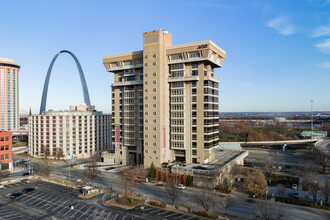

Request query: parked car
[
  {"left": 292, "top": 184, "right": 297, "bottom": 190},
  {"left": 293, "top": 191, "right": 299, "bottom": 199},
  {"left": 174, "top": 184, "right": 185, "bottom": 189},
  {"left": 22, "top": 171, "right": 30, "bottom": 176},
  {"left": 285, "top": 183, "right": 291, "bottom": 188},
  {"left": 0, "top": 184, "right": 4, "bottom": 189},
  {"left": 22, "top": 187, "right": 35, "bottom": 194},
  {"left": 10, "top": 192, "right": 22, "bottom": 199},
  {"left": 21, "top": 179, "right": 31, "bottom": 183}
]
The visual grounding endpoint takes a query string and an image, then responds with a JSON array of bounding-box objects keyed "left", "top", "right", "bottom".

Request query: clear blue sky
[{"left": 1, "top": 0, "right": 330, "bottom": 113}]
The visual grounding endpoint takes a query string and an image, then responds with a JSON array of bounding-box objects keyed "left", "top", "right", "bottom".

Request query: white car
[
  {"left": 175, "top": 184, "right": 185, "bottom": 189},
  {"left": 292, "top": 184, "right": 297, "bottom": 190},
  {"left": 0, "top": 184, "right": 4, "bottom": 189}
]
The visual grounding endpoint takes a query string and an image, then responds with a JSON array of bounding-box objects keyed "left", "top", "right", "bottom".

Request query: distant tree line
[{"left": 219, "top": 122, "right": 301, "bottom": 142}]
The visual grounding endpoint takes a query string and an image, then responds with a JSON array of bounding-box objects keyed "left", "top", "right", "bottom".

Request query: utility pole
[{"left": 311, "top": 100, "right": 314, "bottom": 142}]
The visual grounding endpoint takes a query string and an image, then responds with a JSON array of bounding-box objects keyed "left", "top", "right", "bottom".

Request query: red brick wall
[{"left": 0, "top": 131, "right": 12, "bottom": 166}]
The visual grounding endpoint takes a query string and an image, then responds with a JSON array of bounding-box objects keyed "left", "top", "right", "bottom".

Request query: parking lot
[
  {"left": 132, "top": 206, "right": 201, "bottom": 220},
  {"left": 0, "top": 180, "right": 141, "bottom": 220},
  {"left": 0, "top": 206, "right": 34, "bottom": 220},
  {"left": 0, "top": 180, "right": 199, "bottom": 220}
]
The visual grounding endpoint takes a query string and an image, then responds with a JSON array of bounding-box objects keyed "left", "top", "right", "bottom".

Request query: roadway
[
  {"left": 316, "top": 138, "right": 330, "bottom": 153},
  {"left": 9, "top": 155, "right": 329, "bottom": 220}
]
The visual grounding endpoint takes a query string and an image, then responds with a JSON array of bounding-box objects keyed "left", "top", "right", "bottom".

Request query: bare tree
[
  {"left": 244, "top": 170, "right": 268, "bottom": 198},
  {"left": 253, "top": 200, "right": 284, "bottom": 220},
  {"left": 165, "top": 179, "right": 182, "bottom": 206},
  {"left": 83, "top": 154, "right": 101, "bottom": 186},
  {"left": 195, "top": 191, "right": 215, "bottom": 212},
  {"left": 0, "top": 163, "right": 10, "bottom": 182},
  {"left": 264, "top": 155, "right": 283, "bottom": 185},
  {"left": 120, "top": 165, "right": 146, "bottom": 203},
  {"left": 217, "top": 193, "right": 236, "bottom": 217},
  {"left": 55, "top": 147, "right": 64, "bottom": 160},
  {"left": 302, "top": 172, "right": 321, "bottom": 203},
  {"left": 38, "top": 145, "right": 54, "bottom": 176},
  {"left": 312, "top": 148, "right": 329, "bottom": 173},
  {"left": 277, "top": 187, "right": 285, "bottom": 197},
  {"left": 321, "top": 179, "right": 330, "bottom": 205}
]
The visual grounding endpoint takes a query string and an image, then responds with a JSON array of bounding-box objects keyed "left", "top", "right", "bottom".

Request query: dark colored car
[
  {"left": 293, "top": 191, "right": 299, "bottom": 199},
  {"left": 22, "top": 172, "right": 30, "bottom": 176},
  {"left": 10, "top": 192, "right": 22, "bottom": 199},
  {"left": 285, "top": 183, "right": 291, "bottom": 188},
  {"left": 22, "top": 187, "right": 35, "bottom": 194}
]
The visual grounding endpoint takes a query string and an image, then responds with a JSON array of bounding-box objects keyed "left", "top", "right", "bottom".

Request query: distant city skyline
[{"left": 1, "top": 0, "right": 330, "bottom": 113}]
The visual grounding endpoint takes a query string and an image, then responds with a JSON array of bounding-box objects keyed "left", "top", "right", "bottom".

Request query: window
[
  {"left": 124, "top": 69, "right": 134, "bottom": 74},
  {"left": 171, "top": 54, "right": 183, "bottom": 60},
  {"left": 153, "top": 96, "right": 156, "bottom": 100},
  {"left": 5, "top": 137, "right": 8, "bottom": 141},
  {"left": 145, "top": 73, "right": 148, "bottom": 77},
  {"left": 145, "top": 81, "right": 148, "bottom": 85},
  {"left": 0, "top": 137, "right": 4, "bottom": 141},
  {"left": 153, "top": 127, "right": 156, "bottom": 131},
  {"left": 145, "top": 89, "right": 148, "bottom": 92},
  {"left": 171, "top": 71, "right": 184, "bottom": 77},
  {"left": 0, "top": 155, "right": 3, "bottom": 160},
  {"left": 153, "top": 104, "right": 157, "bottom": 107},
  {"left": 153, "top": 80, "right": 156, "bottom": 84},
  {"left": 145, "top": 63, "right": 148, "bottom": 67},
  {"left": 153, "top": 72, "right": 156, "bottom": 76},
  {"left": 192, "top": 63, "right": 198, "bottom": 68},
  {"left": 171, "top": 63, "right": 184, "bottom": 69},
  {"left": 192, "top": 70, "right": 198, "bottom": 76},
  {"left": 189, "top": 52, "right": 200, "bottom": 58},
  {"left": 5, "top": 145, "right": 8, "bottom": 150},
  {"left": 5, "top": 154, "right": 9, "bottom": 159},
  {"left": 153, "top": 88, "right": 157, "bottom": 92},
  {"left": 153, "top": 54, "right": 157, "bottom": 58},
  {"left": 145, "top": 55, "right": 148, "bottom": 59},
  {"left": 153, "top": 112, "right": 156, "bottom": 115},
  {"left": 192, "top": 81, "right": 196, "bottom": 87},
  {"left": 153, "top": 62, "right": 156, "bottom": 66}
]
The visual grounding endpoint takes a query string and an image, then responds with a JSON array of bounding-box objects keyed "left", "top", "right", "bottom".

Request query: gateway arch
[{"left": 39, "top": 50, "right": 91, "bottom": 114}]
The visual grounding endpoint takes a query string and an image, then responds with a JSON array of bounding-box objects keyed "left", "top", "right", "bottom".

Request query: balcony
[
  {"left": 112, "top": 80, "right": 143, "bottom": 87},
  {"left": 167, "top": 75, "right": 199, "bottom": 82}
]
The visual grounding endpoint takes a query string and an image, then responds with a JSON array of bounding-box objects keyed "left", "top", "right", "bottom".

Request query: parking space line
[
  {"left": 40, "top": 196, "right": 58, "bottom": 208},
  {"left": 76, "top": 205, "right": 93, "bottom": 220},
  {"left": 182, "top": 216, "right": 195, "bottom": 220},
  {"left": 164, "top": 212, "right": 179, "bottom": 218},
  {"left": 104, "top": 211, "right": 112, "bottom": 220},
  {"left": 86, "top": 207, "right": 99, "bottom": 220},
  {"left": 19, "top": 192, "right": 43, "bottom": 202},
  {"left": 45, "top": 198, "right": 64, "bottom": 210},
  {"left": 33, "top": 194, "right": 54, "bottom": 207},
  {"left": 51, "top": 201, "right": 69, "bottom": 212},
  {"left": 141, "top": 206, "right": 154, "bottom": 211},
  {"left": 95, "top": 210, "right": 104, "bottom": 220},
  {"left": 148, "top": 209, "right": 163, "bottom": 214},
  {"left": 29, "top": 194, "right": 50, "bottom": 206},
  {"left": 156, "top": 210, "right": 171, "bottom": 215},
  {"left": 69, "top": 204, "right": 85, "bottom": 219},
  {"left": 57, "top": 205, "right": 70, "bottom": 214}
]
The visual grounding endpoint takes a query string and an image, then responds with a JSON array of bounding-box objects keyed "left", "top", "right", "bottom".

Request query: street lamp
[
  {"left": 266, "top": 190, "right": 268, "bottom": 200},
  {"left": 311, "top": 100, "right": 314, "bottom": 142}
]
